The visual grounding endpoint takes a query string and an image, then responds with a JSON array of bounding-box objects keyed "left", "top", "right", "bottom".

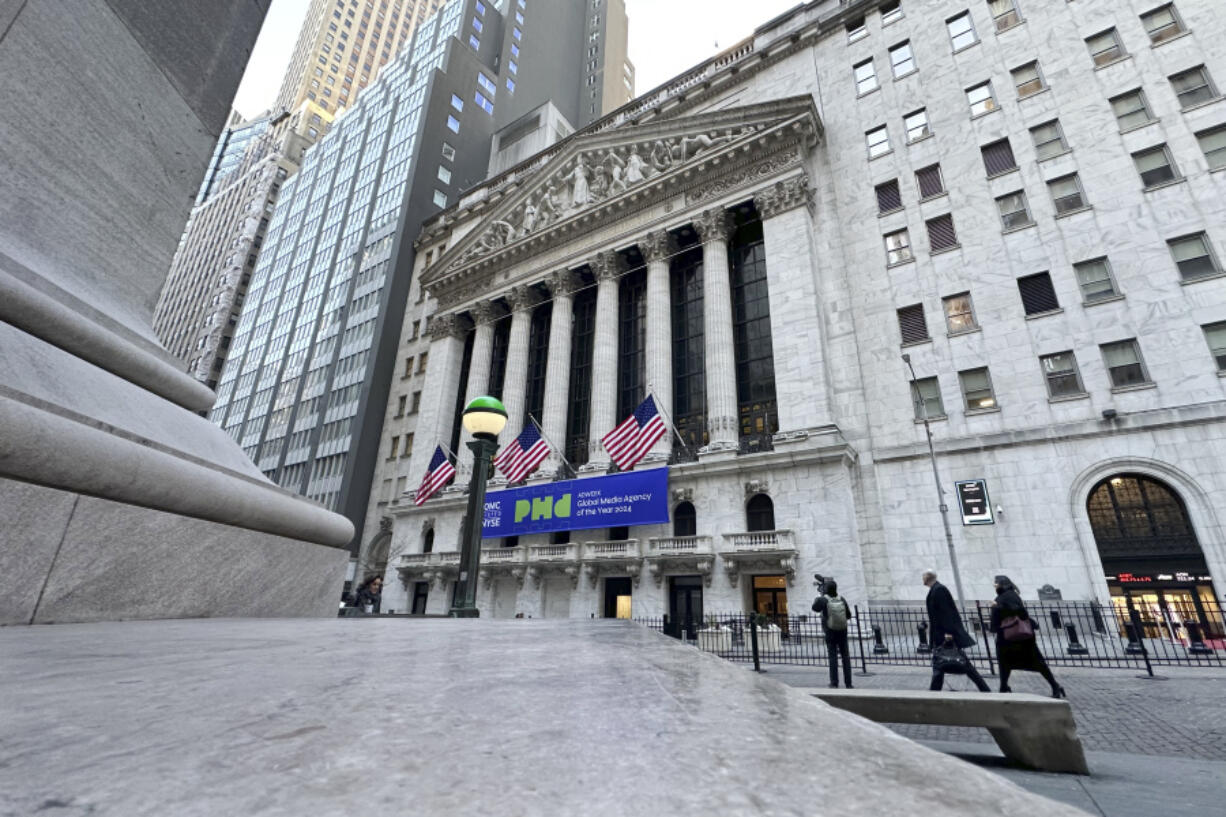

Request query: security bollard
[
  {"left": 1186, "top": 622, "right": 1214, "bottom": 655},
  {"left": 1065, "top": 623, "right": 1089, "bottom": 655},
  {"left": 917, "top": 622, "right": 932, "bottom": 654},
  {"left": 1050, "top": 609, "right": 1062, "bottom": 630},
  {"left": 872, "top": 624, "right": 889, "bottom": 655},
  {"left": 1124, "top": 621, "right": 1145, "bottom": 654}
]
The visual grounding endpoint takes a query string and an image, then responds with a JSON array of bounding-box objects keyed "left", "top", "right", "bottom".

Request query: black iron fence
[{"left": 636, "top": 598, "right": 1226, "bottom": 674}]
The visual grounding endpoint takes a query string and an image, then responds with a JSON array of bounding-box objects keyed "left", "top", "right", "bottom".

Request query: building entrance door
[
  {"left": 752, "top": 575, "right": 789, "bottom": 634},
  {"left": 603, "top": 577, "right": 633, "bottom": 619},
  {"left": 668, "top": 576, "right": 703, "bottom": 639},
  {"left": 1111, "top": 586, "right": 1224, "bottom": 642}
]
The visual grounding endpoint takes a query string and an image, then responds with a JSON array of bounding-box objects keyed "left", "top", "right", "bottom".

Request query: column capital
[
  {"left": 469, "top": 299, "right": 502, "bottom": 326},
  {"left": 427, "top": 312, "right": 468, "bottom": 342},
  {"left": 639, "top": 230, "right": 673, "bottom": 264},
  {"left": 506, "top": 283, "right": 540, "bottom": 313},
  {"left": 753, "top": 175, "right": 810, "bottom": 220},
  {"left": 543, "top": 269, "right": 579, "bottom": 297},
  {"left": 591, "top": 250, "right": 622, "bottom": 282},
  {"left": 693, "top": 208, "right": 735, "bottom": 245}
]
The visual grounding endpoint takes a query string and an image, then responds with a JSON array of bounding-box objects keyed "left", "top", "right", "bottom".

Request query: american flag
[
  {"left": 414, "top": 445, "right": 456, "bottom": 506},
  {"left": 494, "top": 422, "right": 551, "bottom": 484},
  {"left": 601, "top": 395, "right": 667, "bottom": 471}
]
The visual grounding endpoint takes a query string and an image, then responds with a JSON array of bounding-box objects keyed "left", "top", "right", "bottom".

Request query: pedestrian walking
[
  {"left": 812, "top": 579, "right": 853, "bottom": 689},
  {"left": 990, "top": 575, "right": 1066, "bottom": 698},
  {"left": 354, "top": 575, "right": 383, "bottom": 615},
  {"left": 923, "top": 570, "right": 990, "bottom": 692}
]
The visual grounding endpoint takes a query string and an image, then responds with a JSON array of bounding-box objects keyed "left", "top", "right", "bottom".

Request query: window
[
  {"left": 1086, "top": 28, "right": 1125, "bottom": 67},
  {"left": 475, "top": 91, "right": 494, "bottom": 114},
  {"left": 1133, "top": 144, "right": 1180, "bottom": 188},
  {"left": 476, "top": 0, "right": 486, "bottom": 13},
  {"left": 1041, "top": 352, "right": 1085, "bottom": 398},
  {"left": 403, "top": 356, "right": 414, "bottom": 377},
  {"left": 943, "top": 292, "right": 977, "bottom": 333},
  {"left": 904, "top": 108, "right": 930, "bottom": 141},
  {"left": 1142, "top": 4, "right": 1185, "bottom": 44},
  {"left": 997, "top": 191, "right": 1033, "bottom": 230},
  {"left": 511, "top": 42, "right": 520, "bottom": 58},
  {"left": 441, "top": 142, "right": 456, "bottom": 160},
  {"left": 967, "top": 81, "right": 996, "bottom": 116},
  {"left": 746, "top": 494, "right": 775, "bottom": 532},
  {"left": 854, "top": 59, "right": 878, "bottom": 94},
  {"left": 468, "top": 33, "right": 480, "bottom": 49},
  {"left": 1110, "top": 89, "right": 1153, "bottom": 130},
  {"left": 1101, "top": 340, "right": 1149, "bottom": 387},
  {"left": 673, "top": 502, "right": 697, "bottom": 537},
  {"left": 1167, "top": 233, "right": 1220, "bottom": 280},
  {"left": 472, "top": 16, "right": 482, "bottom": 32},
  {"left": 916, "top": 164, "right": 945, "bottom": 199},
  {"left": 866, "top": 125, "right": 890, "bottom": 158},
  {"left": 1012, "top": 61, "right": 1044, "bottom": 97},
  {"left": 981, "top": 138, "right": 1016, "bottom": 176},
  {"left": 911, "top": 376, "right": 944, "bottom": 419},
  {"left": 1018, "top": 271, "right": 1060, "bottom": 315},
  {"left": 396, "top": 394, "right": 407, "bottom": 417},
  {"left": 389, "top": 435, "right": 400, "bottom": 459},
  {"left": 846, "top": 17, "right": 867, "bottom": 42},
  {"left": 1203, "top": 322, "right": 1226, "bottom": 371},
  {"left": 508, "top": 60, "right": 518, "bottom": 75},
  {"left": 477, "top": 73, "right": 496, "bottom": 95},
  {"left": 1048, "top": 174, "right": 1086, "bottom": 214},
  {"left": 513, "top": 26, "right": 522, "bottom": 40},
  {"left": 1197, "top": 126, "right": 1226, "bottom": 171},
  {"left": 450, "top": 93, "right": 463, "bottom": 112},
  {"left": 959, "top": 368, "right": 997, "bottom": 410},
  {"left": 875, "top": 179, "right": 902, "bottom": 213},
  {"left": 884, "top": 228, "right": 913, "bottom": 265},
  {"left": 1170, "top": 66, "right": 1216, "bottom": 108},
  {"left": 1030, "top": 120, "right": 1068, "bottom": 160},
  {"left": 947, "top": 12, "right": 977, "bottom": 50},
  {"left": 880, "top": 1, "right": 902, "bottom": 24},
  {"left": 1074, "top": 257, "right": 1120, "bottom": 302},
  {"left": 410, "top": 392, "right": 422, "bottom": 414},
  {"left": 437, "top": 165, "right": 451, "bottom": 184},
  {"left": 889, "top": 41, "right": 916, "bottom": 77},
  {"left": 897, "top": 303, "right": 928, "bottom": 344},
  {"left": 432, "top": 189, "right": 447, "bottom": 207},
  {"left": 506, "top": 77, "right": 516, "bottom": 93},
  {"left": 446, "top": 115, "right": 460, "bottom": 133},
  {"left": 989, "top": 0, "right": 1020, "bottom": 31},
  {"left": 926, "top": 213, "right": 958, "bottom": 251}
]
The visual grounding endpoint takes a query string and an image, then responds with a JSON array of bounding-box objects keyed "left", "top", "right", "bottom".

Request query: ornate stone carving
[
  {"left": 672, "top": 487, "right": 693, "bottom": 503},
  {"left": 469, "top": 300, "right": 500, "bottom": 326},
  {"left": 693, "top": 208, "right": 735, "bottom": 245},
  {"left": 639, "top": 230, "right": 672, "bottom": 264},
  {"left": 686, "top": 148, "right": 800, "bottom": 206},
  {"left": 744, "top": 480, "right": 769, "bottom": 496},
  {"left": 754, "top": 175, "right": 811, "bottom": 219},
  {"left": 544, "top": 270, "right": 578, "bottom": 298},
  {"left": 427, "top": 312, "right": 466, "bottom": 342},
  {"left": 506, "top": 284, "right": 539, "bottom": 312},
  {"left": 591, "top": 250, "right": 621, "bottom": 282}
]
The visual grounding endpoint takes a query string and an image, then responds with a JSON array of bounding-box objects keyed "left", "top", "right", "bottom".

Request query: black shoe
[
  {"left": 1000, "top": 686, "right": 1012, "bottom": 693},
  {"left": 1051, "top": 686, "right": 1066, "bottom": 699},
  {"left": 846, "top": 684, "right": 854, "bottom": 689},
  {"left": 829, "top": 683, "right": 839, "bottom": 688}
]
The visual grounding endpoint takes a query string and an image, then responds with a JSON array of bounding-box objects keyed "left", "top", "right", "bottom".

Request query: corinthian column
[
  {"left": 582, "top": 251, "right": 621, "bottom": 472},
  {"left": 694, "top": 208, "right": 739, "bottom": 456},
  {"left": 540, "top": 270, "right": 576, "bottom": 477},
  {"left": 500, "top": 284, "right": 538, "bottom": 442},
  {"left": 640, "top": 230, "right": 673, "bottom": 463},
  {"left": 458, "top": 300, "right": 500, "bottom": 476}
]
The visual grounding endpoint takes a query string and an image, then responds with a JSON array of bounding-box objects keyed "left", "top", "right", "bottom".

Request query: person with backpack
[{"left": 811, "top": 579, "right": 853, "bottom": 688}]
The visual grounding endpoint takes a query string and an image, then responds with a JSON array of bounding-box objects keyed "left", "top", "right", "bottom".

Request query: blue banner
[{"left": 481, "top": 468, "right": 670, "bottom": 538}]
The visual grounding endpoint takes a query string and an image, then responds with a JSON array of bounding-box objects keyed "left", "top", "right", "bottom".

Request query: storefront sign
[
  {"left": 1109, "top": 572, "right": 1213, "bottom": 584},
  {"left": 481, "top": 468, "right": 670, "bottom": 538},
  {"left": 955, "top": 479, "right": 993, "bottom": 525}
]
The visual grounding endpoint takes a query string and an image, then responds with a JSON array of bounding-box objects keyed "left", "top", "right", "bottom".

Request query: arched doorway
[{"left": 1087, "top": 474, "right": 1221, "bottom": 640}]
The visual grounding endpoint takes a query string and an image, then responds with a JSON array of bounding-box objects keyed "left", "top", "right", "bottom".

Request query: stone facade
[{"left": 362, "top": 0, "right": 1226, "bottom": 620}]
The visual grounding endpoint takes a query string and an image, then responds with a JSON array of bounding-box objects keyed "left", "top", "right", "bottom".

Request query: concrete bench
[{"left": 800, "top": 688, "right": 1089, "bottom": 774}]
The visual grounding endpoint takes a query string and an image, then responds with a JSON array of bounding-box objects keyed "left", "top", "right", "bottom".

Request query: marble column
[
  {"left": 582, "top": 251, "right": 621, "bottom": 472},
  {"left": 406, "top": 313, "right": 469, "bottom": 498},
  {"left": 641, "top": 230, "right": 673, "bottom": 463},
  {"left": 540, "top": 270, "right": 576, "bottom": 477},
  {"left": 500, "top": 284, "right": 538, "bottom": 444},
  {"left": 458, "top": 300, "right": 500, "bottom": 476},
  {"left": 694, "top": 209, "right": 739, "bottom": 456}
]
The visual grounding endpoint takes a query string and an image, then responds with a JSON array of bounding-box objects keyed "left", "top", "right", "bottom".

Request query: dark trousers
[
  {"left": 930, "top": 662, "right": 991, "bottom": 692},
  {"left": 825, "top": 630, "right": 853, "bottom": 687}
]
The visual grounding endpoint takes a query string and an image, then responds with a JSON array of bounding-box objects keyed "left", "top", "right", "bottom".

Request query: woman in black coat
[{"left": 990, "top": 575, "right": 1065, "bottom": 698}]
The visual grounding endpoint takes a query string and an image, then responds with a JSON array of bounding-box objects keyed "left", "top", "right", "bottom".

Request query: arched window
[
  {"left": 746, "top": 494, "right": 775, "bottom": 532},
  {"left": 1087, "top": 475, "right": 1198, "bottom": 563},
  {"left": 422, "top": 528, "right": 434, "bottom": 554},
  {"left": 674, "top": 502, "right": 696, "bottom": 537}
]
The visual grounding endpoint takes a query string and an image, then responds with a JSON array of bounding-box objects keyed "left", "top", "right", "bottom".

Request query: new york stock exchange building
[{"left": 367, "top": 0, "right": 1226, "bottom": 636}]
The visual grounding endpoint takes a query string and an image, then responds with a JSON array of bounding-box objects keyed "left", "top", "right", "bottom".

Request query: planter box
[{"left": 697, "top": 628, "right": 732, "bottom": 653}]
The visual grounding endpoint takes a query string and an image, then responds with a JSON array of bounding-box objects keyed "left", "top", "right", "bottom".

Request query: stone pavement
[{"left": 762, "top": 663, "right": 1226, "bottom": 760}]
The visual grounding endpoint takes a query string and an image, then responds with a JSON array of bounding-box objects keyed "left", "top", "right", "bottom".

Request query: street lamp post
[
  {"left": 902, "top": 354, "right": 967, "bottom": 610},
  {"left": 450, "top": 396, "right": 507, "bottom": 618}
]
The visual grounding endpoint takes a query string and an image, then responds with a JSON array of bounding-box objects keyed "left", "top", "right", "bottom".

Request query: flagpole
[
  {"left": 527, "top": 413, "right": 575, "bottom": 477},
  {"left": 646, "top": 384, "right": 693, "bottom": 458}
]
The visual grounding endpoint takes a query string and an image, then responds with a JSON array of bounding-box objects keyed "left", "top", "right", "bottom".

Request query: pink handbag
[{"left": 1000, "top": 615, "right": 1035, "bottom": 642}]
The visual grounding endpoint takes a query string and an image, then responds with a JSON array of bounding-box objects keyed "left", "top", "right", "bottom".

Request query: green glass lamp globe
[{"left": 462, "top": 395, "right": 508, "bottom": 438}]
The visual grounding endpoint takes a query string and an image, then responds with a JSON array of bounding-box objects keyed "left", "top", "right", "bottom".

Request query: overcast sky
[{"left": 232, "top": 0, "right": 802, "bottom": 119}]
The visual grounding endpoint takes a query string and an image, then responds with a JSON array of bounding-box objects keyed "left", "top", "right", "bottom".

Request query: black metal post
[
  {"left": 748, "top": 613, "right": 762, "bottom": 672},
  {"left": 975, "top": 604, "right": 996, "bottom": 676},
  {"left": 872, "top": 625, "right": 889, "bottom": 655},
  {"left": 1185, "top": 622, "right": 1213, "bottom": 655},
  {"left": 450, "top": 435, "right": 498, "bottom": 618},
  {"left": 917, "top": 621, "right": 932, "bottom": 654},
  {"left": 1128, "top": 606, "right": 1155, "bottom": 677},
  {"left": 1065, "top": 623, "right": 1089, "bottom": 655},
  {"left": 854, "top": 605, "right": 869, "bottom": 675}
]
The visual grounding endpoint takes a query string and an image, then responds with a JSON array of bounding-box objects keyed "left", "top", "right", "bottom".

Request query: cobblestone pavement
[{"left": 762, "top": 663, "right": 1226, "bottom": 761}]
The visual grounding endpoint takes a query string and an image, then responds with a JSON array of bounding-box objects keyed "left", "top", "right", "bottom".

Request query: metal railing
[{"left": 636, "top": 599, "right": 1226, "bottom": 673}]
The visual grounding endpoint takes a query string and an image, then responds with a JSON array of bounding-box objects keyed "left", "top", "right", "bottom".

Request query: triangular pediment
[{"left": 421, "top": 96, "right": 820, "bottom": 299}]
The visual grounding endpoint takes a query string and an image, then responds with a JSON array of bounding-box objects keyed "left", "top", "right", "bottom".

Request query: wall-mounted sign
[
  {"left": 955, "top": 479, "right": 994, "bottom": 526},
  {"left": 481, "top": 468, "right": 670, "bottom": 538}
]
